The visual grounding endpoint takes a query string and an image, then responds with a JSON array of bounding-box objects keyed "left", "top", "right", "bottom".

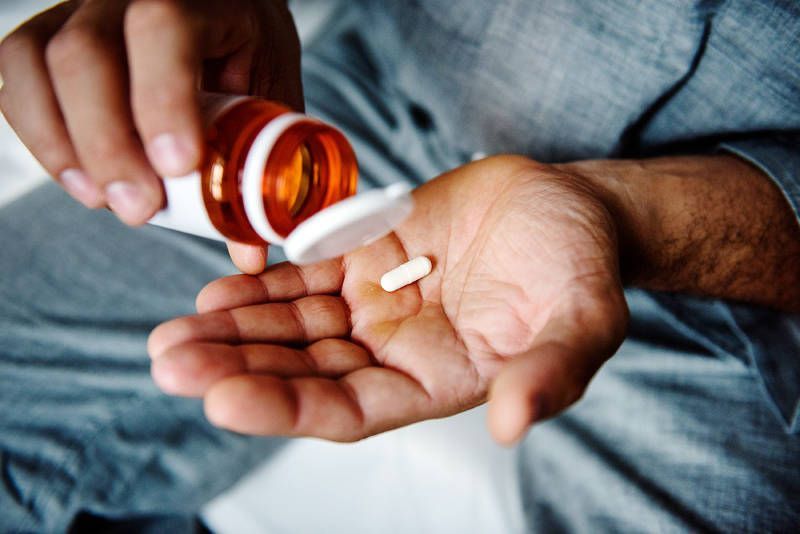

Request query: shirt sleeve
[
  {"left": 720, "top": 134, "right": 800, "bottom": 228},
  {"left": 716, "top": 134, "right": 800, "bottom": 434}
]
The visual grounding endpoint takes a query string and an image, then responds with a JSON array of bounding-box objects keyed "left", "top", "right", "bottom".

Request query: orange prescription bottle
[{"left": 149, "top": 94, "right": 414, "bottom": 264}]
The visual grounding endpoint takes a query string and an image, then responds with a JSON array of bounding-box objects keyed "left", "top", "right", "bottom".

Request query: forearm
[{"left": 563, "top": 155, "right": 800, "bottom": 312}]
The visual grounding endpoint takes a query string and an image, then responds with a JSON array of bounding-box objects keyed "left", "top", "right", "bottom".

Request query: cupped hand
[
  {"left": 0, "top": 0, "right": 301, "bottom": 227},
  {"left": 148, "top": 156, "right": 629, "bottom": 445}
]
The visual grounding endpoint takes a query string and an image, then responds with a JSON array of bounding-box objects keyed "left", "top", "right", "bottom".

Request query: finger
[
  {"left": 46, "top": 1, "right": 162, "bottom": 225},
  {"left": 152, "top": 338, "right": 371, "bottom": 397},
  {"left": 126, "top": 0, "right": 287, "bottom": 177},
  {"left": 226, "top": 241, "right": 268, "bottom": 275},
  {"left": 201, "top": 1, "right": 304, "bottom": 111},
  {"left": 204, "top": 366, "right": 435, "bottom": 441},
  {"left": 148, "top": 295, "right": 351, "bottom": 356},
  {"left": 196, "top": 259, "right": 344, "bottom": 313},
  {"left": 124, "top": 0, "right": 229, "bottom": 177},
  {"left": 202, "top": 45, "right": 253, "bottom": 95},
  {"left": 0, "top": 3, "right": 103, "bottom": 207},
  {"left": 487, "top": 286, "right": 628, "bottom": 446}
]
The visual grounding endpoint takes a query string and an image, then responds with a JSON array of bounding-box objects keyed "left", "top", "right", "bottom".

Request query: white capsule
[{"left": 380, "top": 256, "right": 433, "bottom": 292}]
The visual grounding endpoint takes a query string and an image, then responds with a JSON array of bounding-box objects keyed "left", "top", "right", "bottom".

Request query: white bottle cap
[
  {"left": 284, "top": 182, "right": 414, "bottom": 264},
  {"left": 237, "top": 111, "right": 416, "bottom": 264}
]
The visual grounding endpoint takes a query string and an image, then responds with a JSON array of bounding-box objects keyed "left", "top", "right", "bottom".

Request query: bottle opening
[
  {"left": 263, "top": 121, "right": 358, "bottom": 237},
  {"left": 196, "top": 96, "right": 358, "bottom": 245},
  {"left": 283, "top": 143, "right": 313, "bottom": 217},
  {"left": 200, "top": 98, "right": 289, "bottom": 245}
]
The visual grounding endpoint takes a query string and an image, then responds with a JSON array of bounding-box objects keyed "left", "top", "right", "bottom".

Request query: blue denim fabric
[
  {"left": 353, "top": 0, "right": 800, "bottom": 432},
  {"left": 519, "top": 291, "right": 800, "bottom": 532},
  {"left": 720, "top": 136, "right": 800, "bottom": 432},
  {"left": 1, "top": 0, "right": 798, "bottom": 531},
  {"left": 0, "top": 188, "right": 284, "bottom": 532}
]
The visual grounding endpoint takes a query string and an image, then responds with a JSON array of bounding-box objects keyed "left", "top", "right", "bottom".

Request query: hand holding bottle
[{"left": 0, "top": 0, "right": 302, "bottom": 226}]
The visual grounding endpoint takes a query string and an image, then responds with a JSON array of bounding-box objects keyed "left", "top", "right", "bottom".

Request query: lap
[
  {"left": 0, "top": 185, "right": 281, "bottom": 532},
  {"left": 518, "top": 290, "right": 800, "bottom": 532},
  {"left": 201, "top": 290, "right": 800, "bottom": 533}
]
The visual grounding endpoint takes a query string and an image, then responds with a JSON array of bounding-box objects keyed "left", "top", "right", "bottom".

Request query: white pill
[{"left": 380, "top": 256, "right": 432, "bottom": 292}]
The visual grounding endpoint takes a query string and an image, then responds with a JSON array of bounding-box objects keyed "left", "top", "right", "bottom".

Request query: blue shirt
[{"left": 354, "top": 0, "right": 800, "bottom": 432}]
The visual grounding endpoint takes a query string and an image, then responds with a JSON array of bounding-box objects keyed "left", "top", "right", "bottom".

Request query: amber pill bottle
[{"left": 150, "top": 93, "right": 358, "bottom": 246}]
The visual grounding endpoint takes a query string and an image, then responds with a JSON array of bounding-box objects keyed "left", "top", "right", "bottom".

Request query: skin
[
  {"left": 566, "top": 156, "right": 800, "bottom": 311},
  {"left": 0, "top": 0, "right": 301, "bottom": 227},
  {"left": 150, "top": 156, "right": 630, "bottom": 444},
  {"left": 2, "top": 1, "right": 799, "bottom": 445},
  {"left": 148, "top": 154, "right": 800, "bottom": 445}
]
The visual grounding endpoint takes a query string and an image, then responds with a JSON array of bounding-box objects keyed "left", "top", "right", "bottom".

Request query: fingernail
[
  {"left": 106, "top": 181, "right": 151, "bottom": 224},
  {"left": 60, "top": 169, "right": 102, "bottom": 207},
  {"left": 148, "top": 133, "right": 195, "bottom": 176}
]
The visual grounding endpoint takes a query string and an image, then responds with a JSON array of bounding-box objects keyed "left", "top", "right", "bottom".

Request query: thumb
[{"left": 487, "top": 289, "right": 627, "bottom": 446}]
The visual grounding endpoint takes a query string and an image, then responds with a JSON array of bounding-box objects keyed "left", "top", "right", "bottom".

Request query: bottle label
[{"left": 149, "top": 171, "right": 226, "bottom": 242}]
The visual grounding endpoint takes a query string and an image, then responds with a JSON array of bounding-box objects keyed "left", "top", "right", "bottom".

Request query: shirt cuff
[
  {"left": 717, "top": 135, "right": 800, "bottom": 433},
  {"left": 719, "top": 135, "right": 800, "bottom": 227}
]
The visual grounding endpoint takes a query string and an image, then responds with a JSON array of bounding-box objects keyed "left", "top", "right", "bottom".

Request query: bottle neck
[
  {"left": 149, "top": 96, "right": 359, "bottom": 247},
  {"left": 199, "top": 98, "right": 292, "bottom": 244},
  {"left": 240, "top": 112, "right": 312, "bottom": 245}
]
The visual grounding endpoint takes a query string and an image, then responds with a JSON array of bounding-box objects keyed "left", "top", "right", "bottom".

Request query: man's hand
[
  {"left": 148, "top": 156, "right": 629, "bottom": 445},
  {"left": 0, "top": 0, "right": 301, "bottom": 228}
]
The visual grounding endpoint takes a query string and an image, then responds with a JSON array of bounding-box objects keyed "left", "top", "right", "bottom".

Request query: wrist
[
  {"left": 556, "top": 158, "right": 656, "bottom": 287},
  {"left": 559, "top": 155, "right": 800, "bottom": 311}
]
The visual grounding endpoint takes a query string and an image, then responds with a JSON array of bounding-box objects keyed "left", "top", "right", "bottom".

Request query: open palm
[{"left": 149, "top": 156, "right": 628, "bottom": 444}]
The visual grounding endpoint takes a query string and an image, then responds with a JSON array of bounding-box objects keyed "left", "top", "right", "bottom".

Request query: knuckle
[
  {"left": 45, "top": 25, "right": 100, "bottom": 72},
  {"left": 125, "top": 0, "right": 186, "bottom": 36},
  {"left": 81, "top": 135, "right": 133, "bottom": 180},
  {"left": 26, "top": 134, "right": 72, "bottom": 172},
  {"left": 0, "top": 106, "right": 73, "bottom": 176},
  {"left": 0, "top": 29, "right": 39, "bottom": 69},
  {"left": 134, "top": 80, "right": 193, "bottom": 117},
  {"left": 317, "top": 296, "right": 347, "bottom": 317}
]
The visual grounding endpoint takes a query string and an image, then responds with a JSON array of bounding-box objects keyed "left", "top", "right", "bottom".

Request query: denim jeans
[{"left": 2, "top": 1, "right": 799, "bottom": 532}]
